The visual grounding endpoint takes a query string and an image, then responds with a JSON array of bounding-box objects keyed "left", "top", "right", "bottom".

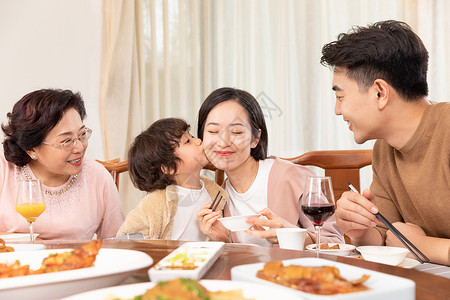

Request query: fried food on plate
[
  {"left": 41, "top": 239, "right": 102, "bottom": 272},
  {"left": 0, "top": 240, "right": 102, "bottom": 278},
  {"left": 0, "top": 238, "right": 14, "bottom": 253},
  {"left": 320, "top": 243, "right": 340, "bottom": 250},
  {"left": 257, "top": 261, "right": 370, "bottom": 295},
  {"left": 310, "top": 243, "right": 340, "bottom": 250}
]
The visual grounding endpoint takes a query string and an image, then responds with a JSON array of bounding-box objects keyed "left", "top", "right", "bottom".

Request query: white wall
[{"left": 0, "top": 0, "right": 104, "bottom": 160}]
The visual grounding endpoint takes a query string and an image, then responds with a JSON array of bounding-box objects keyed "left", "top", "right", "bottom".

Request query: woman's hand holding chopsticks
[{"left": 197, "top": 202, "right": 231, "bottom": 242}]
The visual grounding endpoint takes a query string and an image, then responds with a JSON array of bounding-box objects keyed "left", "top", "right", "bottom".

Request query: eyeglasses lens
[{"left": 63, "top": 129, "right": 92, "bottom": 151}]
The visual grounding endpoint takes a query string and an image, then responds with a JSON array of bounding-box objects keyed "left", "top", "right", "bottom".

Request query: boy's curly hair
[{"left": 128, "top": 118, "right": 189, "bottom": 191}]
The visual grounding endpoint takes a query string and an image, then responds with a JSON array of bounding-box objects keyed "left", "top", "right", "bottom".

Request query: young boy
[{"left": 116, "top": 118, "right": 228, "bottom": 241}]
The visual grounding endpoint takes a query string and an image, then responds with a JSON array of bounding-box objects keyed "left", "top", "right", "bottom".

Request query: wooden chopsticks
[{"left": 347, "top": 183, "right": 430, "bottom": 264}]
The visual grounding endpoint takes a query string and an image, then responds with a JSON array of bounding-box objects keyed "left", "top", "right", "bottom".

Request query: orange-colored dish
[
  {"left": 0, "top": 240, "right": 102, "bottom": 278},
  {"left": 0, "top": 239, "right": 14, "bottom": 253},
  {"left": 314, "top": 243, "right": 340, "bottom": 250},
  {"left": 256, "top": 261, "right": 370, "bottom": 295}
]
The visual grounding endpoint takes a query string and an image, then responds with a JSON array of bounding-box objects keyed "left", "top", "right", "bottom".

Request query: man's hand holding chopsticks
[{"left": 335, "top": 189, "right": 384, "bottom": 245}]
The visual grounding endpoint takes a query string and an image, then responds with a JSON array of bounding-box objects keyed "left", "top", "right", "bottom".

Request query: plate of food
[
  {"left": 149, "top": 241, "right": 224, "bottom": 281},
  {"left": 61, "top": 279, "right": 301, "bottom": 300},
  {"left": 306, "top": 243, "right": 356, "bottom": 256},
  {"left": 0, "top": 241, "right": 153, "bottom": 300},
  {"left": 231, "top": 258, "right": 415, "bottom": 299}
]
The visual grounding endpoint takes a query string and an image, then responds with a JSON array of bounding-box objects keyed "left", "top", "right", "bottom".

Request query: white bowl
[
  {"left": 218, "top": 214, "right": 260, "bottom": 232},
  {"left": 356, "top": 246, "right": 409, "bottom": 266},
  {"left": 305, "top": 243, "right": 356, "bottom": 256}
]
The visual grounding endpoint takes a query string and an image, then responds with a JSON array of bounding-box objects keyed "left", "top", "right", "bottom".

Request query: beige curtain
[
  {"left": 141, "top": 0, "right": 213, "bottom": 128},
  {"left": 102, "top": 0, "right": 450, "bottom": 213},
  {"left": 404, "top": 0, "right": 450, "bottom": 102},
  {"left": 100, "top": 0, "right": 146, "bottom": 213}
]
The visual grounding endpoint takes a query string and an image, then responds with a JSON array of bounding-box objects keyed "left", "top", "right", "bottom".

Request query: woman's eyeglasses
[{"left": 43, "top": 128, "right": 92, "bottom": 151}]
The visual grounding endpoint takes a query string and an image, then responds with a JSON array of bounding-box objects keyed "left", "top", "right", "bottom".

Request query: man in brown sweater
[{"left": 321, "top": 20, "right": 450, "bottom": 265}]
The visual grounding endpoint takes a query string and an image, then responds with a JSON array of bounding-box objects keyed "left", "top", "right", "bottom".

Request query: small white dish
[
  {"left": 0, "top": 234, "right": 39, "bottom": 242},
  {"left": 5, "top": 244, "right": 45, "bottom": 251},
  {"left": 356, "top": 246, "right": 409, "bottom": 266},
  {"left": 306, "top": 243, "right": 356, "bottom": 256},
  {"left": 218, "top": 214, "right": 260, "bottom": 232},
  {"left": 149, "top": 241, "right": 224, "bottom": 281}
]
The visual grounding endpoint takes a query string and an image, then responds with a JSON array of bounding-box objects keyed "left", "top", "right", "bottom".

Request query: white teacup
[{"left": 276, "top": 228, "right": 308, "bottom": 250}]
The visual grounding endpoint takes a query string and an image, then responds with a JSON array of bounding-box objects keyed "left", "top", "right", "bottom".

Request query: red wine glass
[{"left": 300, "top": 176, "right": 335, "bottom": 256}]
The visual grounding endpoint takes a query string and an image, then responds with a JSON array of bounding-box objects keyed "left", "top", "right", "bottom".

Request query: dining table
[{"left": 31, "top": 238, "right": 449, "bottom": 299}]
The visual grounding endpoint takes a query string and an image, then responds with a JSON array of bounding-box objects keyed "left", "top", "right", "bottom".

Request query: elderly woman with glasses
[{"left": 0, "top": 89, "right": 124, "bottom": 240}]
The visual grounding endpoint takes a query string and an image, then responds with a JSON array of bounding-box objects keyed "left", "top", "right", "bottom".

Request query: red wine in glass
[
  {"left": 300, "top": 176, "right": 335, "bottom": 256},
  {"left": 301, "top": 204, "right": 335, "bottom": 226}
]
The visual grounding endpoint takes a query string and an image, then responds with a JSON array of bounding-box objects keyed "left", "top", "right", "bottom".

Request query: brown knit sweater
[{"left": 371, "top": 102, "right": 450, "bottom": 260}]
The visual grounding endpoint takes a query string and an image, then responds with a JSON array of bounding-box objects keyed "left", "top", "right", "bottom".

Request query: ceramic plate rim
[
  {"left": 3, "top": 244, "right": 45, "bottom": 251},
  {"left": 0, "top": 234, "right": 39, "bottom": 242}
]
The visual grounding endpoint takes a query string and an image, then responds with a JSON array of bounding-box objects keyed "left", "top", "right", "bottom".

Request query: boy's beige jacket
[{"left": 116, "top": 176, "right": 227, "bottom": 239}]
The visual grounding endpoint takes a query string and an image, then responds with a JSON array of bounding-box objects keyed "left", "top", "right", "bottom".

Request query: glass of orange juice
[{"left": 15, "top": 179, "right": 46, "bottom": 243}]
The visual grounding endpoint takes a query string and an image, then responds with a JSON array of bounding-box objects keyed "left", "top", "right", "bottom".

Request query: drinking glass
[
  {"left": 15, "top": 179, "right": 46, "bottom": 243},
  {"left": 300, "top": 176, "right": 335, "bottom": 257}
]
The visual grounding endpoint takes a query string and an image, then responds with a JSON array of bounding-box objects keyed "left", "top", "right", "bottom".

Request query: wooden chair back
[
  {"left": 284, "top": 150, "right": 373, "bottom": 202},
  {"left": 97, "top": 160, "right": 226, "bottom": 191},
  {"left": 96, "top": 159, "right": 129, "bottom": 190}
]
